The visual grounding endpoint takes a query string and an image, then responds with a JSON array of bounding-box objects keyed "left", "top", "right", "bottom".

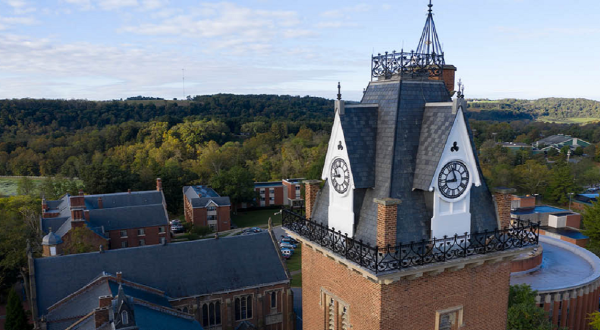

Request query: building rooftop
[
  {"left": 34, "top": 232, "right": 288, "bottom": 315},
  {"left": 512, "top": 205, "right": 567, "bottom": 215},
  {"left": 183, "top": 186, "right": 231, "bottom": 207},
  {"left": 510, "top": 235, "right": 600, "bottom": 292}
]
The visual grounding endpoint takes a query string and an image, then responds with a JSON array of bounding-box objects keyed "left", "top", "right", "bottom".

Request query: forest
[
  {"left": 468, "top": 97, "right": 600, "bottom": 119},
  {"left": 2, "top": 95, "right": 600, "bottom": 213}
]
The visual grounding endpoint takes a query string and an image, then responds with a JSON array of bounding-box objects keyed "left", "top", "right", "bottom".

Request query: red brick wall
[
  {"left": 274, "top": 187, "right": 284, "bottom": 205},
  {"left": 494, "top": 192, "right": 513, "bottom": 229},
  {"left": 108, "top": 225, "right": 169, "bottom": 249},
  {"left": 61, "top": 226, "right": 108, "bottom": 253},
  {"left": 513, "top": 196, "right": 536, "bottom": 208},
  {"left": 566, "top": 214, "right": 582, "bottom": 229},
  {"left": 511, "top": 251, "right": 543, "bottom": 273},
  {"left": 304, "top": 181, "right": 321, "bottom": 219},
  {"left": 172, "top": 282, "right": 294, "bottom": 330},
  {"left": 303, "top": 246, "right": 512, "bottom": 330},
  {"left": 217, "top": 206, "right": 231, "bottom": 231}
]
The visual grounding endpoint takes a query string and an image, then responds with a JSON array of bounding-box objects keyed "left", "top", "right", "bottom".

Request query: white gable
[{"left": 429, "top": 104, "right": 481, "bottom": 194}]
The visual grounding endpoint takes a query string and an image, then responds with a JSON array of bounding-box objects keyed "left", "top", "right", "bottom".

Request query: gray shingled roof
[
  {"left": 34, "top": 232, "right": 289, "bottom": 315},
  {"left": 41, "top": 217, "right": 69, "bottom": 235},
  {"left": 87, "top": 204, "right": 169, "bottom": 231},
  {"left": 310, "top": 77, "right": 499, "bottom": 245},
  {"left": 85, "top": 191, "right": 163, "bottom": 209},
  {"left": 413, "top": 103, "right": 455, "bottom": 191},
  {"left": 536, "top": 135, "right": 573, "bottom": 145},
  {"left": 339, "top": 105, "right": 378, "bottom": 188},
  {"left": 183, "top": 186, "right": 231, "bottom": 207}
]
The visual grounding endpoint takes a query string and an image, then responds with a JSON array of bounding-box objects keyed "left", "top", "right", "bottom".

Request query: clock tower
[{"left": 282, "top": 2, "right": 539, "bottom": 330}]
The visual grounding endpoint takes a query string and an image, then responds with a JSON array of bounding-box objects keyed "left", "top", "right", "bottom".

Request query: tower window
[
  {"left": 435, "top": 306, "right": 463, "bottom": 330},
  {"left": 121, "top": 311, "right": 129, "bottom": 325},
  {"left": 234, "top": 295, "right": 253, "bottom": 321}
]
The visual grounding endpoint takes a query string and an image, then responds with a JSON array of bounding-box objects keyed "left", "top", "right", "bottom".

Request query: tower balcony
[
  {"left": 282, "top": 208, "right": 539, "bottom": 279},
  {"left": 371, "top": 50, "right": 445, "bottom": 80}
]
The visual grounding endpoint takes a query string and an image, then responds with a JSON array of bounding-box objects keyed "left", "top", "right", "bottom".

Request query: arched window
[
  {"left": 235, "top": 295, "right": 253, "bottom": 321},
  {"left": 202, "top": 304, "right": 208, "bottom": 327},
  {"left": 121, "top": 311, "right": 129, "bottom": 325},
  {"left": 202, "top": 301, "right": 222, "bottom": 327}
]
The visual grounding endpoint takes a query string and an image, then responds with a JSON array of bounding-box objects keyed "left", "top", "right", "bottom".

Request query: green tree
[
  {"left": 507, "top": 284, "right": 553, "bottom": 330},
  {"left": 545, "top": 162, "right": 578, "bottom": 205},
  {"left": 5, "top": 288, "right": 31, "bottom": 330},
  {"left": 589, "top": 311, "right": 600, "bottom": 329},
  {"left": 209, "top": 166, "right": 255, "bottom": 213},
  {"left": 62, "top": 227, "right": 97, "bottom": 255},
  {"left": 17, "top": 177, "right": 36, "bottom": 196},
  {"left": 514, "top": 160, "right": 550, "bottom": 195},
  {"left": 582, "top": 201, "right": 600, "bottom": 253}
]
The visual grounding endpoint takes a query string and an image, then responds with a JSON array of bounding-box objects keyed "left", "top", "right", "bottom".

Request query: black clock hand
[{"left": 448, "top": 171, "right": 457, "bottom": 183}]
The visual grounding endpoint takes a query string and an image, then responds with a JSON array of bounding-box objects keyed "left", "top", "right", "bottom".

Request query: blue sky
[{"left": 0, "top": 0, "right": 599, "bottom": 101}]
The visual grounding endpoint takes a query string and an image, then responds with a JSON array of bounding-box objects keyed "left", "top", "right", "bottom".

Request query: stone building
[
  {"left": 40, "top": 178, "right": 170, "bottom": 256},
  {"left": 29, "top": 227, "right": 294, "bottom": 330},
  {"left": 183, "top": 185, "right": 231, "bottom": 232},
  {"left": 281, "top": 3, "right": 539, "bottom": 329}
]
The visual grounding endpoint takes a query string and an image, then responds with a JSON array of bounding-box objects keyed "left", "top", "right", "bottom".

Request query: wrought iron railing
[
  {"left": 282, "top": 209, "right": 539, "bottom": 274},
  {"left": 371, "top": 50, "right": 445, "bottom": 80}
]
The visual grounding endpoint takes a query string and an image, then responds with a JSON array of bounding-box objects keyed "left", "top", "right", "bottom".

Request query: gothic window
[
  {"left": 271, "top": 292, "right": 277, "bottom": 309},
  {"left": 235, "top": 295, "right": 253, "bottom": 321},
  {"left": 202, "top": 301, "right": 221, "bottom": 327},
  {"left": 121, "top": 311, "right": 129, "bottom": 325}
]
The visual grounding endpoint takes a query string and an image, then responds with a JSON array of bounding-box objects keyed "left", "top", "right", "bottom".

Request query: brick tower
[{"left": 282, "top": 2, "right": 539, "bottom": 329}]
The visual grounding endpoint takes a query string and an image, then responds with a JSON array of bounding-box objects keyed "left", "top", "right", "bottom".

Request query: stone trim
[{"left": 434, "top": 305, "right": 464, "bottom": 330}]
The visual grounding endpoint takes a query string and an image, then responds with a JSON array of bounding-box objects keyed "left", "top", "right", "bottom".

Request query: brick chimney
[
  {"left": 493, "top": 187, "right": 516, "bottom": 229},
  {"left": 156, "top": 178, "right": 162, "bottom": 191},
  {"left": 70, "top": 195, "right": 85, "bottom": 209},
  {"left": 116, "top": 271, "right": 122, "bottom": 283},
  {"left": 98, "top": 197, "right": 103, "bottom": 209},
  {"left": 98, "top": 295, "right": 112, "bottom": 308},
  {"left": 42, "top": 198, "right": 48, "bottom": 212},
  {"left": 374, "top": 198, "right": 401, "bottom": 248},
  {"left": 303, "top": 180, "right": 321, "bottom": 219},
  {"left": 79, "top": 189, "right": 84, "bottom": 196},
  {"left": 71, "top": 209, "right": 85, "bottom": 228},
  {"left": 94, "top": 307, "right": 110, "bottom": 328}
]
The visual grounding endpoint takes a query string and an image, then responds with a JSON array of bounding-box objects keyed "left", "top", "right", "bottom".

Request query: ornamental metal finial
[
  {"left": 337, "top": 82, "right": 342, "bottom": 100},
  {"left": 428, "top": 0, "right": 433, "bottom": 13},
  {"left": 457, "top": 79, "right": 465, "bottom": 98}
]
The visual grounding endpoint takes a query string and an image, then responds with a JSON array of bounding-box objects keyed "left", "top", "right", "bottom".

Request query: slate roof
[
  {"left": 339, "top": 105, "right": 378, "bottom": 188},
  {"left": 87, "top": 204, "right": 169, "bottom": 231},
  {"left": 537, "top": 135, "right": 573, "bottom": 145},
  {"left": 41, "top": 190, "right": 168, "bottom": 238},
  {"left": 43, "top": 276, "right": 201, "bottom": 330},
  {"left": 85, "top": 191, "right": 164, "bottom": 209},
  {"left": 413, "top": 103, "right": 455, "bottom": 191},
  {"left": 183, "top": 186, "right": 231, "bottom": 207},
  {"left": 310, "top": 77, "right": 499, "bottom": 245},
  {"left": 34, "top": 232, "right": 289, "bottom": 315}
]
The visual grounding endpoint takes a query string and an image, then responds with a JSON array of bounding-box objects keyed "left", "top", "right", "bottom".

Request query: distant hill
[{"left": 466, "top": 98, "right": 600, "bottom": 121}]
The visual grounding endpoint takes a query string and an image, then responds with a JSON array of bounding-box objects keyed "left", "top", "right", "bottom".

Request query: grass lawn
[
  {"left": 285, "top": 244, "right": 302, "bottom": 272},
  {"left": 537, "top": 117, "right": 600, "bottom": 125},
  {"left": 231, "top": 208, "right": 282, "bottom": 229},
  {"left": 0, "top": 177, "right": 45, "bottom": 196},
  {"left": 291, "top": 273, "right": 302, "bottom": 288}
]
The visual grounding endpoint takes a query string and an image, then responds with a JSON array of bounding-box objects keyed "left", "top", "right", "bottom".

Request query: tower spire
[
  {"left": 337, "top": 82, "right": 342, "bottom": 100},
  {"left": 416, "top": 0, "right": 443, "bottom": 57}
]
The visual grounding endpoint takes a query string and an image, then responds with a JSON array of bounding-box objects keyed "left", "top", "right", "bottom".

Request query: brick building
[
  {"left": 249, "top": 179, "right": 304, "bottom": 208},
  {"left": 40, "top": 178, "right": 170, "bottom": 256},
  {"left": 183, "top": 185, "right": 231, "bottom": 232},
  {"left": 29, "top": 227, "right": 294, "bottom": 330},
  {"left": 281, "top": 3, "right": 540, "bottom": 329}
]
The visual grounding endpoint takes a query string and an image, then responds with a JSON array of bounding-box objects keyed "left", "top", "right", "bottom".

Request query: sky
[{"left": 0, "top": 0, "right": 599, "bottom": 102}]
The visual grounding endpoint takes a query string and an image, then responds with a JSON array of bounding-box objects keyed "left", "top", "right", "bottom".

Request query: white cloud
[
  {"left": 2, "top": 0, "right": 36, "bottom": 14},
  {"left": 0, "top": 33, "right": 354, "bottom": 100},
  {"left": 121, "top": 2, "right": 313, "bottom": 53},
  {"left": 97, "top": 0, "right": 138, "bottom": 10},
  {"left": 0, "top": 15, "right": 38, "bottom": 25},
  {"left": 320, "top": 4, "right": 370, "bottom": 18},
  {"left": 63, "top": 0, "right": 139, "bottom": 11}
]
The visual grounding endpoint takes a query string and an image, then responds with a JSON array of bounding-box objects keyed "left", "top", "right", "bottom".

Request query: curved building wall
[{"left": 511, "top": 235, "right": 600, "bottom": 330}]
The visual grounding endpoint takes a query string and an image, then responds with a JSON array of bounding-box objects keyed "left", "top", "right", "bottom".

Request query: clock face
[
  {"left": 330, "top": 158, "right": 350, "bottom": 194},
  {"left": 438, "top": 161, "right": 470, "bottom": 199}
]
